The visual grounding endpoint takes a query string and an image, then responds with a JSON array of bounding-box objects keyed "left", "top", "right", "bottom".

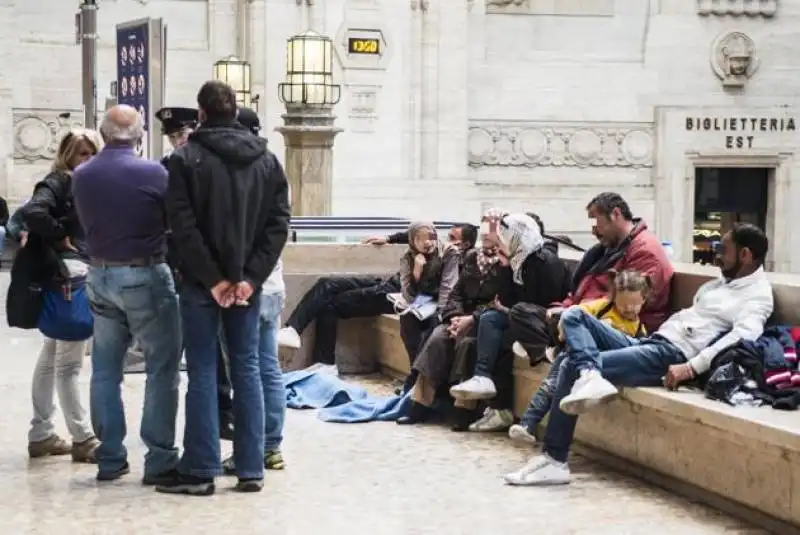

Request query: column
[
  {"left": 432, "top": 0, "right": 469, "bottom": 181},
  {"left": 275, "top": 106, "right": 342, "bottom": 216},
  {"left": 771, "top": 159, "right": 794, "bottom": 273}
]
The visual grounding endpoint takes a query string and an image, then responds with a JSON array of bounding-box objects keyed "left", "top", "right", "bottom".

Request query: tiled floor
[{"left": 0, "top": 275, "right": 769, "bottom": 535}]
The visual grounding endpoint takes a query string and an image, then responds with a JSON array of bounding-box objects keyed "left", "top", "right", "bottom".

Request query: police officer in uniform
[
  {"left": 154, "top": 106, "right": 236, "bottom": 441},
  {"left": 155, "top": 106, "right": 198, "bottom": 164}
]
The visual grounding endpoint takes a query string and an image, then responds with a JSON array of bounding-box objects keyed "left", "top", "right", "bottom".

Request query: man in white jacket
[{"left": 506, "top": 222, "right": 774, "bottom": 487}]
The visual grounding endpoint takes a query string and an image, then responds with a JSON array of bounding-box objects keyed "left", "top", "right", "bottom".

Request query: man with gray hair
[{"left": 72, "top": 105, "right": 182, "bottom": 484}]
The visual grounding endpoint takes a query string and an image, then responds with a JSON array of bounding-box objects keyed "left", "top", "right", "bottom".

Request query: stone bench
[
  {"left": 283, "top": 244, "right": 800, "bottom": 531},
  {"left": 370, "top": 311, "right": 800, "bottom": 533}
]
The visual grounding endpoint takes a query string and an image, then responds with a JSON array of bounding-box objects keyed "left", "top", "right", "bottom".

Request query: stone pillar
[{"left": 275, "top": 105, "right": 342, "bottom": 216}]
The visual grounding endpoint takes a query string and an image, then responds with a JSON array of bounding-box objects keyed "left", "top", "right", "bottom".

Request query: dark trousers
[
  {"left": 286, "top": 274, "right": 399, "bottom": 364},
  {"left": 178, "top": 279, "right": 233, "bottom": 422},
  {"left": 489, "top": 345, "right": 515, "bottom": 411},
  {"left": 217, "top": 327, "right": 233, "bottom": 413},
  {"left": 179, "top": 285, "right": 264, "bottom": 479},
  {"left": 473, "top": 310, "right": 511, "bottom": 378},
  {"left": 456, "top": 331, "right": 515, "bottom": 411},
  {"left": 399, "top": 314, "right": 439, "bottom": 392}
]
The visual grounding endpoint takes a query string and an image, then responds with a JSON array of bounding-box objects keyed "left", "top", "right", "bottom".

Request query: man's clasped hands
[{"left": 210, "top": 280, "right": 255, "bottom": 308}]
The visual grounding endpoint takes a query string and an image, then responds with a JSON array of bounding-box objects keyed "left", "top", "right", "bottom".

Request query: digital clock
[{"left": 348, "top": 37, "right": 380, "bottom": 55}]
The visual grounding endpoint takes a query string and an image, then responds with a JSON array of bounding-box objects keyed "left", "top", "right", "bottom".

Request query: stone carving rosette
[{"left": 12, "top": 108, "right": 83, "bottom": 162}]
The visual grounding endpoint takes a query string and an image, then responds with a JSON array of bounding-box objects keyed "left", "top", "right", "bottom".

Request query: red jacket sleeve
[
  {"left": 620, "top": 235, "right": 674, "bottom": 331},
  {"left": 623, "top": 238, "right": 673, "bottom": 297}
]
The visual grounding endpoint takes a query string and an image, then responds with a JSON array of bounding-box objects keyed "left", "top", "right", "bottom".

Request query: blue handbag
[{"left": 37, "top": 277, "right": 94, "bottom": 341}]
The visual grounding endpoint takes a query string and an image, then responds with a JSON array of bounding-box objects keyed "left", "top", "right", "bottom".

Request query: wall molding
[
  {"left": 468, "top": 120, "right": 655, "bottom": 168},
  {"left": 696, "top": 0, "right": 777, "bottom": 17}
]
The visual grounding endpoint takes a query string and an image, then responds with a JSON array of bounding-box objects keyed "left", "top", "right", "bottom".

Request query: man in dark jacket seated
[
  {"left": 509, "top": 192, "right": 673, "bottom": 365},
  {"left": 277, "top": 223, "right": 478, "bottom": 364}
]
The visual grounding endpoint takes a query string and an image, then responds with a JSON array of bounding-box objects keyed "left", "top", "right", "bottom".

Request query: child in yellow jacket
[{"left": 509, "top": 270, "right": 651, "bottom": 445}]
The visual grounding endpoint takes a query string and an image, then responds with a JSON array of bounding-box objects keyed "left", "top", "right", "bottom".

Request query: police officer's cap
[
  {"left": 155, "top": 107, "right": 198, "bottom": 135},
  {"left": 237, "top": 107, "right": 260, "bottom": 135}
]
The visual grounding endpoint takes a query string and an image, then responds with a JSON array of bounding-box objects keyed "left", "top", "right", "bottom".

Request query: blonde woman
[{"left": 19, "top": 128, "right": 102, "bottom": 462}]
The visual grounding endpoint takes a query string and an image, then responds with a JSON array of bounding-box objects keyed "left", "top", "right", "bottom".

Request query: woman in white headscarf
[{"left": 449, "top": 210, "right": 570, "bottom": 432}]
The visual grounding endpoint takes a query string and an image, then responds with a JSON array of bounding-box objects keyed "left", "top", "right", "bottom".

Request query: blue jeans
[
  {"left": 179, "top": 284, "right": 263, "bottom": 480},
  {"left": 0, "top": 226, "right": 6, "bottom": 259},
  {"left": 259, "top": 292, "right": 286, "bottom": 451},
  {"left": 474, "top": 310, "right": 510, "bottom": 377},
  {"left": 542, "top": 308, "right": 686, "bottom": 463},
  {"left": 86, "top": 263, "right": 181, "bottom": 477},
  {"left": 520, "top": 350, "right": 568, "bottom": 434}
]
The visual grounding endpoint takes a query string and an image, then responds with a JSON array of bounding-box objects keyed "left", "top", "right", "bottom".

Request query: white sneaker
[
  {"left": 504, "top": 454, "right": 571, "bottom": 486},
  {"left": 512, "top": 342, "right": 528, "bottom": 358},
  {"left": 449, "top": 376, "right": 497, "bottom": 400},
  {"left": 469, "top": 408, "right": 513, "bottom": 432},
  {"left": 508, "top": 424, "right": 537, "bottom": 445},
  {"left": 277, "top": 327, "right": 302, "bottom": 349},
  {"left": 559, "top": 369, "right": 618, "bottom": 415}
]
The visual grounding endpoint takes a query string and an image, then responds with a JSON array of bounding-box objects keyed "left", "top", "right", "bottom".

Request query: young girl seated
[
  {"left": 506, "top": 269, "right": 651, "bottom": 447},
  {"left": 397, "top": 222, "right": 461, "bottom": 392}
]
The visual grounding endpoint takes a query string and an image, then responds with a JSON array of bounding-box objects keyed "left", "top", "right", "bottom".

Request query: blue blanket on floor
[{"left": 283, "top": 368, "right": 410, "bottom": 423}]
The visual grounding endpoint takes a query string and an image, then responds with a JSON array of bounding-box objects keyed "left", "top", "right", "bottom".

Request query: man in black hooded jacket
[
  {"left": 158, "top": 81, "right": 289, "bottom": 496},
  {"left": 154, "top": 106, "right": 236, "bottom": 442}
]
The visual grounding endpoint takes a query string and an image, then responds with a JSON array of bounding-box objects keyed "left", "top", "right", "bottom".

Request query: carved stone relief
[
  {"left": 467, "top": 121, "right": 654, "bottom": 168},
  {"left": 12, "top": 108, "right": 83, "bottom": 163},
  {"left": 710, "top": 31, "right": 759, "bottom": 88},
  {"left": 346, "top": 85, "right": 379, "bottom": 133},
  {"left": 697, "top": 0, "right": 777, "bottom": 17},
  {"left": 487, "top": 0, "right": 613, "bottom": 16}
]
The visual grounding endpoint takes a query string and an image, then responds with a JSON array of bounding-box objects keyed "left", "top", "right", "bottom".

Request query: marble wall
[{"left": 3, "top": 0, "right": 800, "bottom": 267}]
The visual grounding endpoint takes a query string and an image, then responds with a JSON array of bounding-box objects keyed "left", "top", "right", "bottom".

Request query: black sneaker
[
  {"left": 396, "top": 402, "right": 431, "bottom": 425},
  {"left": 155, "top": 472, "right": 215, "bottom": 496},
  {"left": 96, "top": 462, "right": 130, "bottom": 481},
  {"left": 234, "top": 478, "right": 264, "bottom": 493},
  {"left": 142, "top": 468, "right": 180, "bottom": 486}
]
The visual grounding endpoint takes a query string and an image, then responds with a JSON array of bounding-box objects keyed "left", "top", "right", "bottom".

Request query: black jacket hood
[{"left": 190, "top": 121, "right": 267, "bottom": 166}]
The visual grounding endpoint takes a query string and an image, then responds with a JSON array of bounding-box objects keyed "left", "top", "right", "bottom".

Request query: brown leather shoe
[
  {"left": 71, "top": 437, "right": 100, "bottom": 463},
  {"left": 28, "top": 435, "right": 71, "bottom": 458}
]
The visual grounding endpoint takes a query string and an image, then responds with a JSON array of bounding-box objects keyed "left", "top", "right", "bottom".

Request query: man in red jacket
[{"left": 510, "top": 192, "right": 673, "bottom": 361}]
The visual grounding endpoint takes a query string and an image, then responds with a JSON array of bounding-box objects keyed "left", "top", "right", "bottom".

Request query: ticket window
[{"left": 693, "top": 167, "right": 769, "bottom": 265}]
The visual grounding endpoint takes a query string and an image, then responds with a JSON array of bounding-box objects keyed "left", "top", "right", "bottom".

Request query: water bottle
[{"left": 661, "top": 240, "right": 674, "bottom": 259}]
